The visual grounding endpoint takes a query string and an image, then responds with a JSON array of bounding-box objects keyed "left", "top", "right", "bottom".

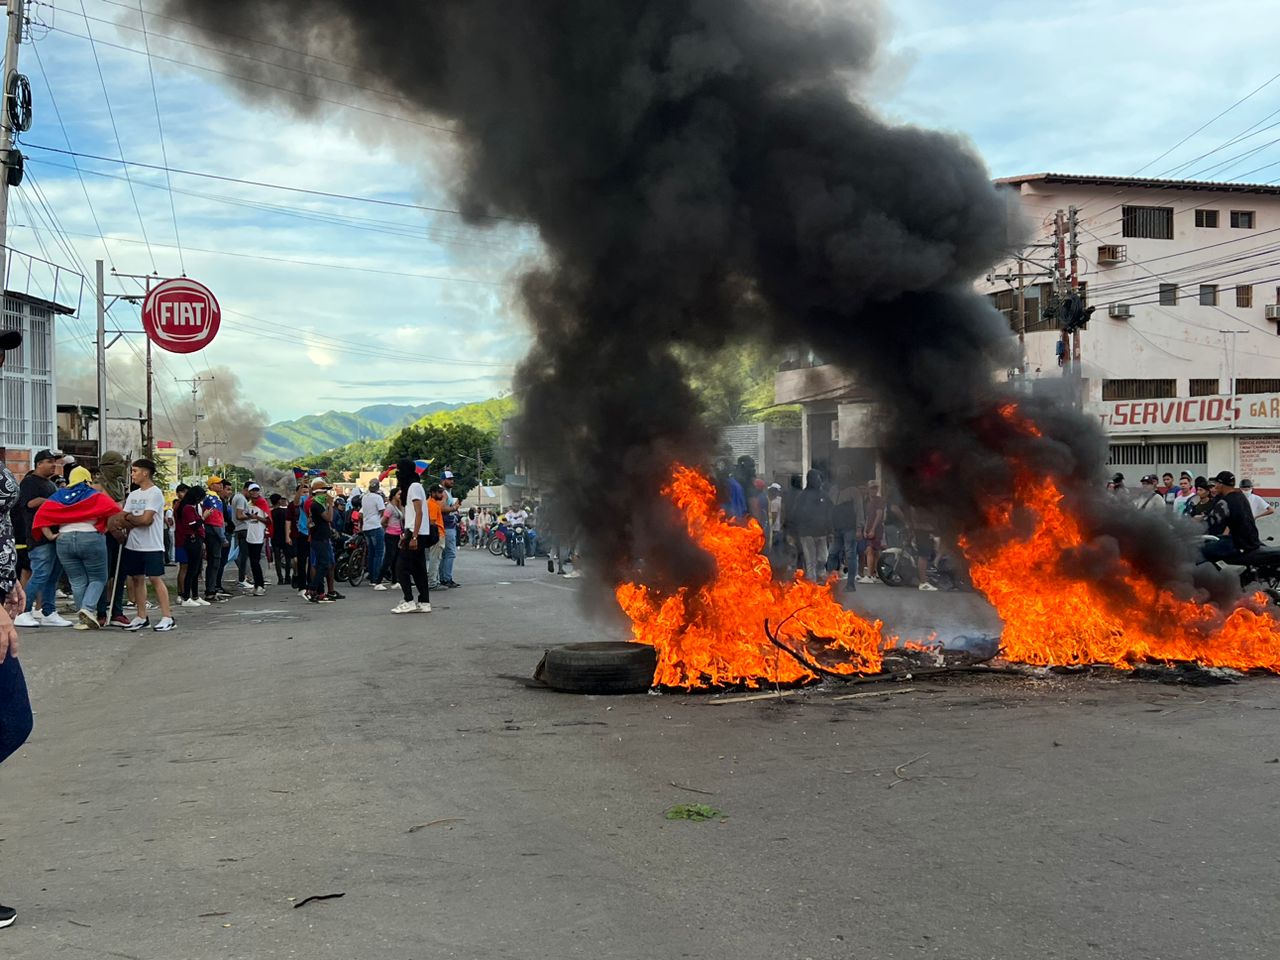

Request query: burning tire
[
  {"left": 535, "top": 642, "right": 657, "bottom": 694},
  {"left": 876, "top": 548, "right": 919, "bottom": 587}
]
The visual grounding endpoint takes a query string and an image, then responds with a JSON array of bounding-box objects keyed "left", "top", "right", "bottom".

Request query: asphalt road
[{"left": 2, "top": 549, "right": 1278, "bottom": 960}]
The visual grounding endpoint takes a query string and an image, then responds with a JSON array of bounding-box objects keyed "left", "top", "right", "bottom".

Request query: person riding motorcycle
[{"left": 1199, "top": 471, "right": 1262, "bottom": 562}]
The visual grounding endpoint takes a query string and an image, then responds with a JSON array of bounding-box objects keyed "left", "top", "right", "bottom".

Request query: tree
[
  {"left": 677, "top": 341, "right": 780, "bottom": 425},
  {"left": 386, "top": 422, "right": 497, "bottom": 501}
]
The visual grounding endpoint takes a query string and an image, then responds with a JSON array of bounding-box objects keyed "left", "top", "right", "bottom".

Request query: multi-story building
[
  {"left": 776, "top": 173, "right": 1280, "bottom": 508},
  {"left": 983, "top": 173, "right": 1280, "bottom": 500}
]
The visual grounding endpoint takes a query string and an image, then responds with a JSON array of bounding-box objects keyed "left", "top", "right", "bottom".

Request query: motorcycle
[
  {"left": 487, "top": 523, "right": 509, "bottom": 557},
  {"left": 332, "top": 531, "right": 368, "bottom": 586},
  {"left": 1199, "top": 535, "right": 1280, "bottom": 603},
  {"left": 876, "top": 540, "right": 967, "bottom": 591},
  {"left": 508, "top": 523, "right": 528, "bottom": 566}
]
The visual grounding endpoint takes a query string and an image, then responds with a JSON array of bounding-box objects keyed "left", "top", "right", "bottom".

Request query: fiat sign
[{"left": 141, "top": 278, "right": 221, "bottom": 354}]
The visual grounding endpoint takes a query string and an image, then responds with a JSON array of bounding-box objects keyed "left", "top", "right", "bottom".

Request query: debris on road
[
  {"left": 664, "top": 803, "right": 722, "bottom": 822},
  {"left": 407, "top": 818, "right": 466, "bottom": 833},
  {"left": 669, "top": 780, "right": 716, "bottom": 796},
  {"left": 292, "top": 893, "right": 346, "bottom": 909}
]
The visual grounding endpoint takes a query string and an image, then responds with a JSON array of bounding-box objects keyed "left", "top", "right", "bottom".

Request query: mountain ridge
[{"left": 255, "top": 402, "right": 461, "bottom": 461}]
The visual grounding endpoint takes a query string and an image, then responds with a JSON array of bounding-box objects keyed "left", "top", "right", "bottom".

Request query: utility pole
[
  {"left": 175, "top": 374, "right": 214, "bottom": 469},
  {"left": 1068, "top": 205, "right": 1083, "bottom": 409},
  {"left": 0, "top": 0, "right": 25, "bottom": 294},
  {"left": 1219, "top": 329, "right": 1250, "bottom": 407},
  {"left": 96, "top": 259, "right": 107, "bottom": 455},
  {"left": 1054, "top": 209, "right": 1068, "bottom": 373}
]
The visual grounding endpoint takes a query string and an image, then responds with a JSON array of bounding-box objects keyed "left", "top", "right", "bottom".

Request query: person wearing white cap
[
  {"left": 438, "top": 469, "right": 461, "bottom": 588},
  {"left": 241, "top": 483, "right": 269, "bottom": 595}
]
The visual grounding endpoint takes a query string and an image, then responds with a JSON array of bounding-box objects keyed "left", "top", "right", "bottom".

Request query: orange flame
[{"left": 615, "top": 466, "right": 886, "bottom": 688}]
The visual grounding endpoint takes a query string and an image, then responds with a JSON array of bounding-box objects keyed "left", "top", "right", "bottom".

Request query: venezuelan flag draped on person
[{"left": 31, "top": 467, "right": 121, "bottom": 541}]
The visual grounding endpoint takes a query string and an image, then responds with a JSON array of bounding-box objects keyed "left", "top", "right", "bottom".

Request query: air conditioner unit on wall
[
  {"left": 1266, "top": 304, "right": 1280, "bottom": 320},
  {"left": 1108, "top": 303, "right": 1132, "bottom": 319},
  {"left": 1098, "top": 244, "right": 1127, "bottom": 264}
]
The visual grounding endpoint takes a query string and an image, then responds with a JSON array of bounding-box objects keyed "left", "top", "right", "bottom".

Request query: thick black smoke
[{"left": 157, "top": 0, "right": 1215, "bottom": 613}]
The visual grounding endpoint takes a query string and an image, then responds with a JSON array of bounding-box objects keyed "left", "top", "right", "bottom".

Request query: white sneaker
[
  {"left": 13, "top": 611, "right": 41, "bottom": 627},
  {"left": 372, "top": 583, "right": 388, "bottom": 591},
  {"left": 124, "top": 616, "right": 149, "bottom": 632},
  {"left": 239, "top": 580, "right": 252, "bottom": 590},
  {"left": 195, "top": 598, "right": 212, "bottom": 607},
  {"left": 918, "top": 582, "right": 939, "bottom": 592},
  {"left": 153, "top": 617, "right": 176, "bottom": 632},
  {"left": 77, "top": 609, "right": 101, "bottom": 630},
  {"left": 253, "top": 587, "right": 266, "bottom": 597},
  {"left": 857, "top": 575, "right": 876, "bottom": 584},
  {"left": 562, "top": 570, "right": 582, "bottom": 579},
  {"left": 42, "top": 612, "right": 74, "bottom": 628},
  {"left": 181, "top": 599, "right": 202, "bottom": 608},
  {"left": 299, "top": 590, "right": 309, "bottom": 600},
  {"left": 145, "top": 600, "right": 156, "bottom": 611},
  {"left": 416, "top": 601, "right": 431, "bottom": 613},
  {"left": 391, "top": 600, "right": 417, "bottom": 615}
]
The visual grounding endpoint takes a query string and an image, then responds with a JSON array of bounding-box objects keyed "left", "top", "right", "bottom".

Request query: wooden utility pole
[{"left": 0, "top": 0, "right": 26, "bottom": 293}]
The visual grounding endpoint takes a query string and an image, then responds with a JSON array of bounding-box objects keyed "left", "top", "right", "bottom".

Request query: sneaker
[
  {"left": 326, "top": 592, "right": 345, "bottom": 601},
  {"left": 391, "top": 600, "right": 417, "bottom": 615},
  {"left": 110, "top": 614, "right": 133, "bottom": 628},
  {"left": 372, "top": 583, "right": 388, "bottom": 591},
  {"left": 73, "top": 622, "right": 90, "bottom": 631},
  {"left": 562, "top": 571, "right": 582, "bottom": 579},
  {"left": 415, "top": 601, "right": 431, "bottom": 613},
  {"left": 918, "top": 582, "right": 939, "bottom": 592},
  {"left": 856, "top": 575, "right": 876, "bottom": 584},
  {"left": 316, "top": 594, "right": 336, "bottom": 603},
  {"left": 298, "top": 590, "right": 309, "bottom": 600},
  {"left": 124, "top": 617, "right": 150, "bottom": 632},
  {"left": 180, "top": 599, "right": 202, "bottom": 608},
  {"left": 56, "top": 589, "right": 72, "bottom": 600},
  {"left": 153, "top": 617, "right": 176, "bottom": 632},
  {"left": 41, "top": 612, "right": 73, "bottom": 628},
  {"left": 444, "top": 580, "right": 461, "bottom": 589},
  {"left": 13, "top": 611, "right": 40, "bottom": 628},
  {"left": 195, "top": 598, "right": 212, "bottom": 607},
  {"left": 238, "top": 580, "right": 252, "bottom": 590},
  {"left": 77, "top": 609, "right": 101, "bottom": 630},
  {"left": 0, "top": 903, "right": 15, "bottom": 928},
  {"left": 145, "top": 600, "right": 156, "bottom": 611},
  {"left": 253, "top": 587, "right": 266, "bottom": 597}
]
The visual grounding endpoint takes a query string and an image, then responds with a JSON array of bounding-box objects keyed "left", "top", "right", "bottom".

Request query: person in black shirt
[
  {"left": 1201, "top": 470, "right": 1262, "bottom": 561},
  {"left": 269, "top": 494, "right": 291, "bottom": 586},
  {"left": 14, "top": 450, "right": 71, "bottom": 627},
  {"left": 306, "top": 479, "right": 338, "bottom": 602}
]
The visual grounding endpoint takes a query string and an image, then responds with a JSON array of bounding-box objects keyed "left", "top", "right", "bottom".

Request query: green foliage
[
  {"left": 664, "top": 803, "right": 723, "bottom": 822},
  {"left": 676, "top": 342, "right": 779, "bottom": 426},
  {"left": 282, "top": 438, "right": 390, "bottom": 475},
  {"left": 412, "top": 395, "right": 517, "bottom": 434},
  {"left": 215, "top": 464, "right": 255, "bottom": 488},
  {"left": 386, "top": 422, "right": 498, "bottom": 500}
]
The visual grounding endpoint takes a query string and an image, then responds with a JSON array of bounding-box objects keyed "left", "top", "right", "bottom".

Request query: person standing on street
[
  {"left": 120, "top": 458, "right": 175, "bottom": 632},
  {"left": 1240, "top": 479, "right": 1276, "bottom": 520},
  {"left": 230, "top": 481, "right": 253, "bottom": 589},
  {"left": 361, "top": 479, "right": 388, "bottom": 590},
  {"left": 242, "top": 483, "right": 269, "bottom": 595},
  {"left": 382, "top": 488, "right": 403, "bottom": 583},
  {"left": 14, "top": 450, "right": 71, "bottom": 628},
  {"left": 201, "top": 481, "right": 228, "bottom": 603},
  {"left": 96, "top": 451, "right": 130, "bottom": 627},
  {"left": 176, "top": 486, "right": 208, "bottom": 608},
  {"left": 438, "top": 470, "right": 461, "bottom": 588},
  {"left": 34, "top": 465, "right": 120, "bottom": 629},
  {"left": 792, "top": 469, "right": 832, "bottom": 584},
  {"left": 392, "top": 461, "right": 431, "bottom": 614},
  {"left": 270, "top": 494, "right": 292, "bottom": 585},
  {"left": 306, "top": 477, "right": 338, "bottom": 603}
]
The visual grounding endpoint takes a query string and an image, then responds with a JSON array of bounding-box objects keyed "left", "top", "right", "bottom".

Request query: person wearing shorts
[{"left": 120, "top": 458, "right": 174, "bottom": 632}]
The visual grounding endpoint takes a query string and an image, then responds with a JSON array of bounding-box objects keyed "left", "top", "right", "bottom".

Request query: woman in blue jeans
[{"left": 34, "top": 466, "right": 119, "bottom": 631}]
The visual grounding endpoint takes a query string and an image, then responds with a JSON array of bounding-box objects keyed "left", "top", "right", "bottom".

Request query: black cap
[
  {"left": 1110, "top": 472, "right": 1125, "bottom": 484},
  {"left": 1141, "top": 474, "right": 1158, "bottom": 484},
  {"left": 0, "top": 330, "right": 21, "bottom": 351},
  {"left": 1195, "top": 475, "right": 1210, "bottom": 490},
  {"left": 33, "top": 448, "right": 61, "bottom": 464},
  {"left": 1241, "top": 479, "right": 1254, "bottom": 489},
  {"left": 1212, "top": 470, "right": 1236, "bottom": 486}
]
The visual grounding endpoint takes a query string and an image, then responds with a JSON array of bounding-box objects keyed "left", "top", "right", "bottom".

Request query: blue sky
[{"left": 16, "top": 0, "right": 1280, "bottom": 428}]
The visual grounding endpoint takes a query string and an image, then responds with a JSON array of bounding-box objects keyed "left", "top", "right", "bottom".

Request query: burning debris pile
[{"left": 158, "top": 0, "right": 1280, "bottom": 683}]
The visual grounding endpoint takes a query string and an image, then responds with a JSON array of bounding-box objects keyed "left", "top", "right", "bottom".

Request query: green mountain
[
  {"left": 411, "top": 395, "right": 516, "bottom": 434},
  {"left": 255, "top": 402, "right": 458, "bottom": 462}
]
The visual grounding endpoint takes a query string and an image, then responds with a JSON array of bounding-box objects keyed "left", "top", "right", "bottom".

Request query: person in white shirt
[
  {"left": 120, "top": 458, "right": 174, "bottom": 632},
  {"left": 391, "top": 460, "right": 431, "bottom": 614},
  {"left": 241, "top": 482, "right": 269, "bottom": 594},
  {"left": 361, "top": 479, "right": 388, "bottom": 589},
  {"left": 1240, "top": 479, "right": 1276, "bottom": 520}
]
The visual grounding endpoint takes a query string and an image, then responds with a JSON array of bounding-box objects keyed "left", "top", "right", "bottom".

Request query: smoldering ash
[{"left": 158, "top": 0, "right": 1205, "bottom": 602}]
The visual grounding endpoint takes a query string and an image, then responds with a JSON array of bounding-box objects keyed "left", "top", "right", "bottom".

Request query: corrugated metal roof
[{"left": 994, "top": 172, "right": 1280, "bottom": 196}]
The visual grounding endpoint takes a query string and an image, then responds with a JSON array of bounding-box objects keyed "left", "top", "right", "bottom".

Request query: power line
[
  {"left": 18, "top": 142, "right": 531, "bottom": 224},
  {"left": 72, "top": 0, "right": 156, "bottom": 271},
  {"left": 136, "top": 0, "right": 184, "bottom": 275}
]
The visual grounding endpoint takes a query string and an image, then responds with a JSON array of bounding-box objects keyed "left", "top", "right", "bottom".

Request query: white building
[{"left": 983, "top": 173, "right": 1280, "bottom": 501}]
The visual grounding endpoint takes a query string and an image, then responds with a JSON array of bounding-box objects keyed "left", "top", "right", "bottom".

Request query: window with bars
[
  {"left": 1107, "top": 442, "right": 1208, "bottom": 472},
  {"left": 1237, "top": 285, "right": 1254, "bottom": 308},
  {"left": 1195, "top": 209, "right": 1219, "bottom": 228},
  {"left": 1159, "top": 283, "right": 1178, "bottom": 305},
  {"left": 1235, "top": 379, "right": 1280, "bottom": 395},
  {"left": 1189, "top": 378, "right": 1220, "bottom": 396},
  {"left": 1102, "top": 379, "right": 1177, "bottom": 400},
  {"left": 1200, "top": 284, "right": 1219, "bottom": 306},
  {"left": 1121, "top": 205, "right": 1174, "bottom": 239},
  {"left": 1231, "top": 210, "right": 1256, "bottom": 229}
]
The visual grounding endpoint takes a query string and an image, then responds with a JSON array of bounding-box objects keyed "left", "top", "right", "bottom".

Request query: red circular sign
[{"left": 141, "top": 278, "right": 221, "bottom": 354}]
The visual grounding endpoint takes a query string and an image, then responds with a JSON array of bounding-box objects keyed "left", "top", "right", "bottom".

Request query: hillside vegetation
[{"left": 255, "top": 402, "right": 458, "bottom": 461}]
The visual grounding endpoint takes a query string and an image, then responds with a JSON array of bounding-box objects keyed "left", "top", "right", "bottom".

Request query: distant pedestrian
[
  {"left": 306, "top": 477, "right": 337, "bottom": 603},
  {"left": 35, "top": 465, "right": 119, "bottom": 629},
  {"left": 1136, "top": 475, "right": 1165, "bottom": 510},
  {"left": 201, "top": 481, "right": 228, "bottom": 603},
  {"left": 242, "top": 483, "right": 269, "bottom": 595},
  {"left": 120, "top": 458, "right": 175, "bottom": 632},
  {"left": 176, "top": 486, "right": 208, "bottom": 608},
  {"left": 362, "top": 478, "right": 388, "bottom": 590},
  {"left": 860, "top": 482, "right": 885, "bottom": 584},
  {"left": 382, "top": 488, "right": 403, "bottom": 583},
  {"left": 14, "top": 449, "right": 71, "bottom": 628},
  {"left": 792, "top": 469, "right": 832, "bottom": 583},
  {"left": 270, "top": 494, "right": 291, "bottom": 586},
  {"left": 1240, "top": 479, "right": 1275, "bottom": 520}
]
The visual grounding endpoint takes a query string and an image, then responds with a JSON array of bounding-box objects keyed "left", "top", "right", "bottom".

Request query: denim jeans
[
  {"left": 364, "top": 529, "right": 385, "bottom": 583},
  {"left": 205, "top": 528, "right": 225, "bottom": 596},
  {"left": 439, "top": 526, "right": 457, "bottom": 582},
  {"left": 798, "top": 535, "right": 829, "bottom": 584},
  {"left": 310, "top": 537, "right": 334, "bottom": 594},
  {"left": 0, "top": 653, "right": 33, "bottom": 765},
  {"left": 25, "top": 541, "right": 63, "bottom": 615},
  {"left": 825, "top": 528, "right": 858, "bottom": 590},
  {"left": 56, "top": 531, "right": 108, "bottom": 612}
]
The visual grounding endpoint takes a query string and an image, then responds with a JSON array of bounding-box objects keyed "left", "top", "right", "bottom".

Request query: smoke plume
[{"left": 154, "top": 0, "right": 1212, "bottom": 609}]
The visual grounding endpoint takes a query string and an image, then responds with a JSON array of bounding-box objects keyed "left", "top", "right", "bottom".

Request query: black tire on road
[
  {"left": 348, "top": 546, "right": 366, "bottom": 586},
  {"left": 536, "top": 642, "right": 657, "bottom": 694},
  {"left": 512, "top": 540, "right": 525, "bottom": 565},
  {"left": 488, "top": 537, "right": 505, "bottom": 557}
]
